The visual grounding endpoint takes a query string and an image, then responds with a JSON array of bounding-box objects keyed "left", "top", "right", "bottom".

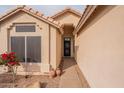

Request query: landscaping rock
[{"left": 25, "top": 81, "right": 41, "bottom": 88}]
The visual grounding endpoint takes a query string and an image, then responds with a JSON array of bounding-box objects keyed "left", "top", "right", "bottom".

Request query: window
[
  {"left": 16, "top": 24, "right": 35, "bottom": 32},
  {"left": 11, "top": 36, "right": 25, "bottom": 62},
  {"left": 11, "top": 36, "right": 41, "bottom": 63},
  {"left": 27, "top": 36, "right": 41, "bottom": 62}
]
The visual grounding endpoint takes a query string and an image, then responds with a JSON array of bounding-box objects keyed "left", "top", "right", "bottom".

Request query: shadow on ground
[{"left": 59, "top": 57, "right": 77, "bottom": 70}]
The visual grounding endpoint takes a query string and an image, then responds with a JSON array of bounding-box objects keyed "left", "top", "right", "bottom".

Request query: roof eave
[
  {"left": 51, "top": 8, "right": 82, "bottom": 19},
  {"left": 73, "top": 5, "right": 98, "bottom": 35}
]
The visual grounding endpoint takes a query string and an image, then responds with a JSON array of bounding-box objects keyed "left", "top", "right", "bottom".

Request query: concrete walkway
[{"left": 59, "top": 58, "right": 89, "bottom": 88}]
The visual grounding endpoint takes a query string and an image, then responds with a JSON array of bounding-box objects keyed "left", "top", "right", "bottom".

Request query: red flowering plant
[
  {"left": 0, "top": 52, "right": 20, "bottom": 87},
  {"left": 0, "top": 52, "right": 20, "bottom": 66}
]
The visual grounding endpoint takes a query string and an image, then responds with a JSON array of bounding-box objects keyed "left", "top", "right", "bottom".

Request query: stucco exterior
[
  {"left": 0, "top": 6, "right": 81, "bottom": 75},
  {"left": 75, "top": 5, "right": 124, "bottom": 87},
  {"left": 0, "top": 9, "right": 62, "bottom": 75},
  {"left": 50, "top": 26, "right": 62, "bottom": 69},
  {"left": 1, "top": 5, "right": 124, "bottom": 88},
  {"left": 53, "top": 12, "right": 80, "bottom": 27},
  {"left": 56, "top": 31, "right": 62, "bottom": 68},
  {"left": 52, "top": 10, "right": 81, "bottom": 58}
]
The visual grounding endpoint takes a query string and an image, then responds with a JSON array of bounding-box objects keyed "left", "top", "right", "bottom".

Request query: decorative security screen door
[
  {"left": 11, "top": 36, "right": 41, "bottom": 72},
  {"left": 64, "top": 37, "right": 71, "bottom": 56}
]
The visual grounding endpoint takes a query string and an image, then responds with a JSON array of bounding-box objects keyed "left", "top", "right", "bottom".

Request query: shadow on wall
[
  {"left": 77, "top": 5, "right": 116, "bottom": 36},
  {"left": 75, "top": 45, "right": 79, "bottom": 61}
]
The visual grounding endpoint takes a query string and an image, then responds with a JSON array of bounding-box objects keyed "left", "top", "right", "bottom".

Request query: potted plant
[
  {"left": 56, "top": 68, "right": 62, "bottom": 76},
  {"left": 0, "top": 52, "right": 20, "bottom": 87},
  {"left": 49, "top": 68, "right": 56, "bottom": 78}
]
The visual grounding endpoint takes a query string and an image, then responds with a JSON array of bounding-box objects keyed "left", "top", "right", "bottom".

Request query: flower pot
[
  {"left": 56, "top": 68, "right": 61, "bottom": 76},
  {"left": 49, "top": 68, "right": 56, "bottom": 78}
]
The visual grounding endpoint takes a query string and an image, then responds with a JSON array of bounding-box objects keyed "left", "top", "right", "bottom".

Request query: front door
[{"left": 64, "top": 37, "right": 71, "bottom": 56}]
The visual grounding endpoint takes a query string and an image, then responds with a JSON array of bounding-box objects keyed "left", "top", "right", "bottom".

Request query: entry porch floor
[{"left": 59, "top": 58, "right": 89, "bottom": 88}]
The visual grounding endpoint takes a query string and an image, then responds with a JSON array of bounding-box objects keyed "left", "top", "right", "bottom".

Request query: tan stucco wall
[
  {"left": 62, "top": 26, "right": 74, "bottom": 57},
  {"left": 54, "top": 12, "right": 79, "bottom": 58},
  {"left": 53, "top": 12, "right": 80, "bottom": 26},
  {"left": 56, "top": 30, "right": 62, "bottom": 68},
  {"left": 50, "top": 26, "right": 57, "bottom": 69},
  {"left": 75, "top": 6, "right": 124, "bottom": 87},
  {"left": 50, "top": 26, "right": 62, "bottom": 69},
  {"left": 0, "top": 11, "right": 60, "bottom": 74}
]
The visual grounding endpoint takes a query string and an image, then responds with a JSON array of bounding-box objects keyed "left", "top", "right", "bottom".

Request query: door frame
[
  {"left": 64, "top": 37, "right": 71, "bottom": 57},
  {"left": 63, "top": 36, "right": 74, "bottom": 57}
]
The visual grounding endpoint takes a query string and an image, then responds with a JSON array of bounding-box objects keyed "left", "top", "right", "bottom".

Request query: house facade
[
  {"left": 0, "top": 6, "right": 81, "bottom": 75},
  {"left": 1, "top": 5, "right": 124, "bottom": 88},
  {"left": 74, "top": 5, "right": 124, "bottom": 87}
]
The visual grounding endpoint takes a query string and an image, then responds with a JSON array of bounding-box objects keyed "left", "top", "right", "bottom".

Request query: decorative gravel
[{"left": 0, "top": 73, "right": 60, "bottom": 88}]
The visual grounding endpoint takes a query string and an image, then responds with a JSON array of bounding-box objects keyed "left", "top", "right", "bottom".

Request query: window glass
[
  {"left": 16, "top": 24, "right": 35, "bottom": 32},
  {"left": 11, "top": 37, "right": 25, "bottom": 62},
  {"left": 27, "top": 36, "right": 41, "bottom": 63},
  {"left": 11, "top": 36, "right": 41, "bottom": 63}
]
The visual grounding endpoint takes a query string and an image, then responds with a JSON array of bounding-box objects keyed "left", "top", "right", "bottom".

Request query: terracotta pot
[
  {"left": 56, "top": 68, "right": 61, "bottom": 76},
  {"left": 49, "top": 69, "right": 56, "bottom": 78}
]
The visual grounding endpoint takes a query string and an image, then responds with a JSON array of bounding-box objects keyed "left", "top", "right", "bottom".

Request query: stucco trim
[
  {"left": 51, "top": 7, "right": 82, "bottom": 19},
  {"left": 73, "top": 5, "right": 98, "bottom": 35}
]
